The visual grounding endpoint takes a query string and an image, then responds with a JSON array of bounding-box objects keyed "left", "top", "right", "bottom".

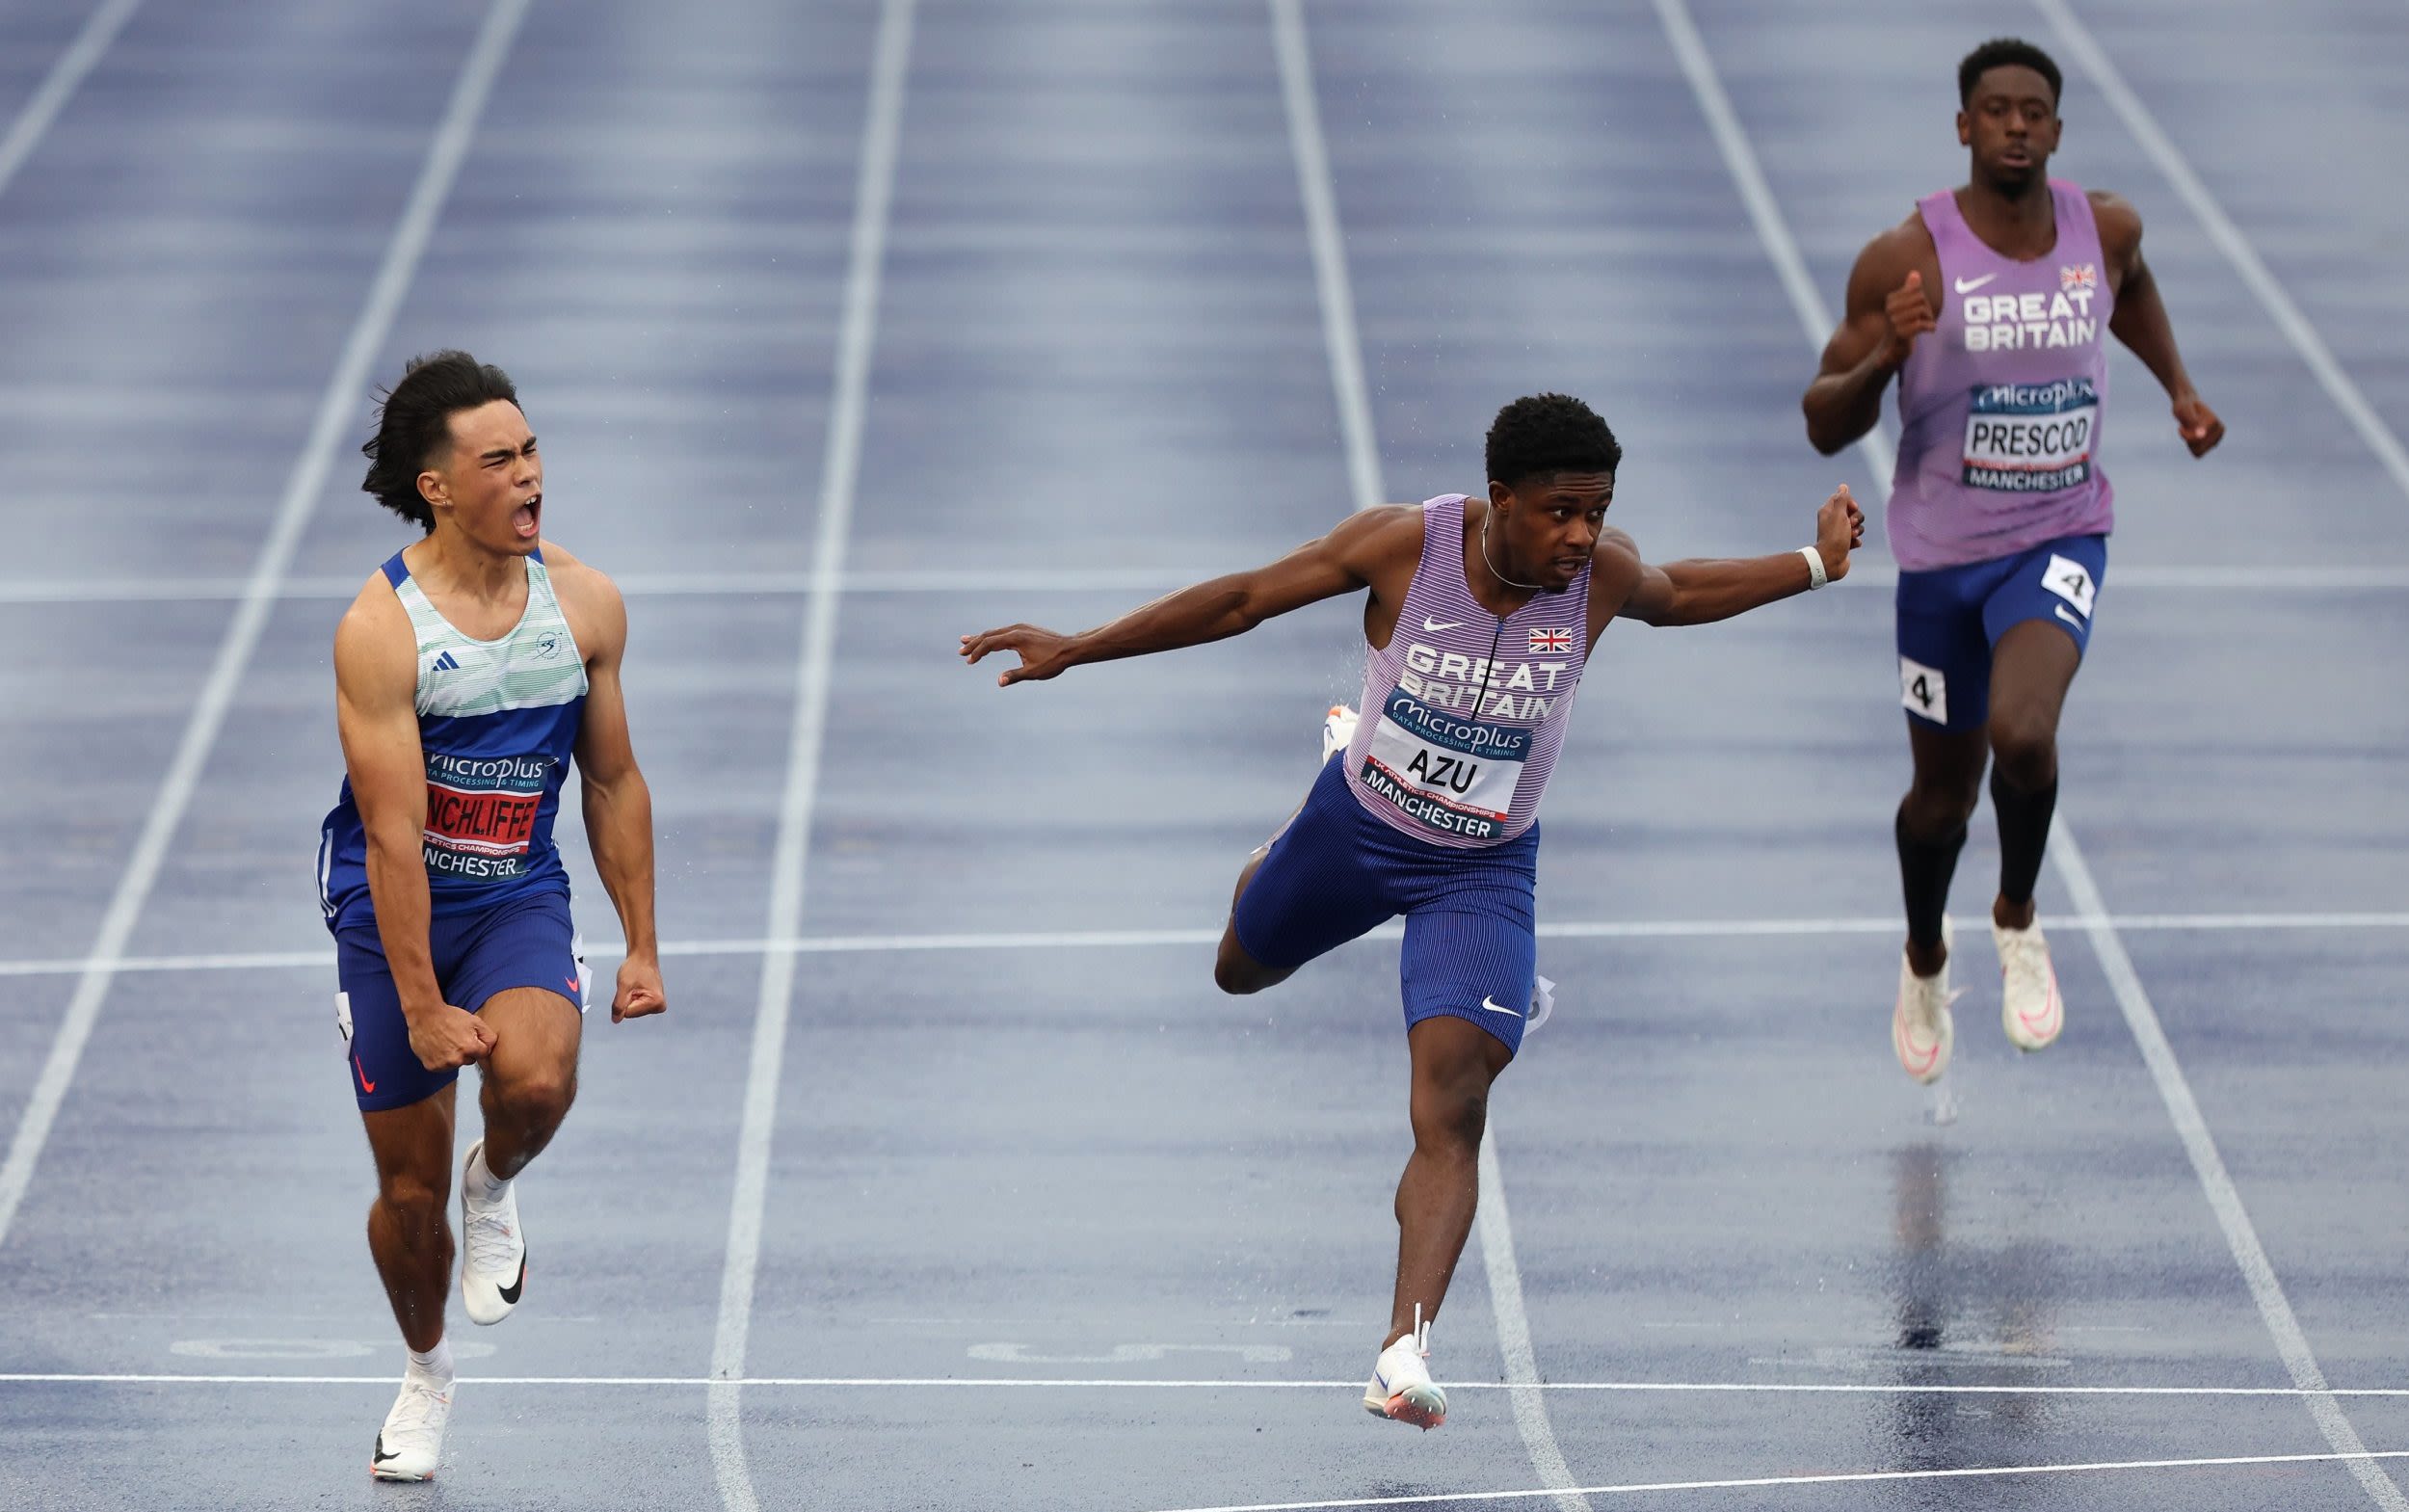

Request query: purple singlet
[
  {"left": 1341, "top": 496, "right": 1590, "bottom": 849},
  {"left": 1889, "top": 179, "right": 2117, "bottom": 570}
]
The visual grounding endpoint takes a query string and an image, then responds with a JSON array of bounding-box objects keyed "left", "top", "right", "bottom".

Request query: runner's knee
[
  {"left": 1988, "top": 710, "right": 2058, "bottom": 791},
  {"left": 1409, "top": 1070, "right": 1490, "bottom": 1153},
  {"left": 375, "top": 1172, "right": 447, "bottom": 1239},
  {"left": 493, "top": 1065, "right": 576, "bottom": 1129},
  {"left": 1900, "top": 774, "right": 1979, "bottom": 835}
]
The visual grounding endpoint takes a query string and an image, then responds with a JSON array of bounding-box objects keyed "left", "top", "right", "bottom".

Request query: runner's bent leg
[
  {"left": 1898, "top": 721, "right": 1986, "bottom": 977},
  {"left": 363, "top": 1085, "right": 459, "bottom": 1354},
  {"left": 475, "top": 986, "right": 581, "bottom": 1180},
  {"left": 1985, "top": 619, "right": 2080, "bottom": 931}
]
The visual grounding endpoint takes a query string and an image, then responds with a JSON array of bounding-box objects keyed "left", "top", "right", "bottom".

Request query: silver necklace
[{"left": 1478, "top": 520, "right": 1548, "bottom": 593}]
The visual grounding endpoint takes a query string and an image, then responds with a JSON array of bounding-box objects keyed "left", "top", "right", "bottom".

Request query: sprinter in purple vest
[
  {"left": 1803, "top": 39, "right": 2222, "bottom": 1093},
  {"left": 963, "top": 394, "right": 1862, "bottom": 1430}
]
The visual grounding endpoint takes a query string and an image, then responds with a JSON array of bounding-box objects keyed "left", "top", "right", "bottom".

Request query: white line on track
[
  {"left": 0, "top": 0, "right": 142, "bottom": 203},
  {"left": 2034, "top": 0, "right": 2409, "bottom": 505},
  {"left": 1273, "top": 3, "right": 1583, "bottom": 1502},
  {"left": 10, "top": 1372, "right": 2409, "bottom": 1396},
  {"left": 2052, "top": 828, "right": 2409, "bottom": 1512},
  {"left": 8, "top": 562, "right": 2409, "bottom": 605},
  {"left": 1272, "top": 0, "right": 1383, "bottom": 515},
  {"left": 1476, "top": 1132, "right": 1590, "bottom": 1512},
  {"left": 0, "top": 0, "right": 532, "bottom": 1255},
  {"left": 0, "top": 909, "right": 2400, "bottom": 982},
  {"left": 1648, "top": 0, "right": 1895, "bottom": 498},
  {"left": 704, "top": 3, "right": 913, "bottom": 1509},
  {"left": 1655, "top": 5, "right": 2407, "bottom": 1508},
  {"left": 1136, "top": 1448, "right": 2409, "bottom": 1512}
]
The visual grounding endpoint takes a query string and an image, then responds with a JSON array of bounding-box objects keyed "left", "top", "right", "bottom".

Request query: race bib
[
  {"left": 1359, "top": 690, "right": 1528, "bottom": 841},
  {"left": 1963, "top": 377, "right": 2097, "bottom": 493},
  {"left": 421, "top": 751, "right": 552, "bottom": 883}
]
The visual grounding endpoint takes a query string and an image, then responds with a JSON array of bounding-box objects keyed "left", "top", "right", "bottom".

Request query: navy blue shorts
[
  {"left": 1231, "top": 756, "right": 1539, "bottom": 1054},
  {"left": 1895, "top": 533, "right": 2106, "bottom": 731},
  {"left": 332, "top": 889, "right": 586, "bottom": 1113}
]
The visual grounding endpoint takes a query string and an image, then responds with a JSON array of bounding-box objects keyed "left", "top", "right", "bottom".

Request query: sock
[
  {"left": 407, "top": 1339, "right": 454, "bottom": 1385},
  {"left": 1895, "top": 806, "right": 1968, "bottom": 961},
  {"left": 1991, "top": 765, "right": 2059, "bottom": 918},
  {"left": 467, "top": 1144, "right": 509, "bottom": 1199}
]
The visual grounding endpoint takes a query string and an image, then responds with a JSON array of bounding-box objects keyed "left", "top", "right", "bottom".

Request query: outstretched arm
[
  {"left": 960, "top": 506, "right": 1411, "bottom": 685},
  {"left": 2096, "top": 193, "right": 2223, "bottom": 458},
  {"left": 562, "top": 560, "right": 664, "bottom": 1024},
  {"left": 1613, "top": 485, "right": 1865, "bottom": 628}
]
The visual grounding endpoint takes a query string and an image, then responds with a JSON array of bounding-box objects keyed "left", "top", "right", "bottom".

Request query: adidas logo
[{"left": 431, "top": 650, "right": 461, "bottom": 673}]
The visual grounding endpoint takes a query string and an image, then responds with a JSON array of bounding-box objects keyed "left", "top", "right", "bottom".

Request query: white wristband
[{"left": 1798, "top": 545, "right": 1828, "bottom": 591}]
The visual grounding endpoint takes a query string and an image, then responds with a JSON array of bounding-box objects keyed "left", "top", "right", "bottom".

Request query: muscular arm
[
  {"left": 335, "top": 584, "right": 493, "bottom": 1069},
  {"left": 1804, "top": 221, "right": 1935, "bottom": 456},
  {"left": 335, "top": 588, "right": 442, "bottom": 1012},
  {"left": 1610, "top": 485, "right": 1865, "bottom": 628},
  {"left": 553, "top": 547, "right": 664, "bottom": 1023},
  {"left": 961, "top": 506, "right": 1416, "bottom": 684},
  {"left": 2096, "top": 192, "right": 2224, "bottom": 457}
]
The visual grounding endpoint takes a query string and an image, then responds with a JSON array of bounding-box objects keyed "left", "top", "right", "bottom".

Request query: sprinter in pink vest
[
  {"left": 964, "top": 393, "right": 1862, "bottom": 1431},
  {"left": 1803, "top": 38, "right": 2223, "bottom": 1092}
]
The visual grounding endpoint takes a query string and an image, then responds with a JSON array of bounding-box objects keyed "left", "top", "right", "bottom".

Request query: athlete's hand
[
  {"left": 611, "top": 955, "right": 667, "bottom": 1023},
  {"left": 405, "top": 1002, "right": 496, "bottom": 1073},
  {"left": 959, "top": 625, "right": 1075, "bottom": 686},
  {"left": 2173, "top": 392, "right": 2224, "bottom": 458},
  {"left": 1814, "top": 484, "right": 1866, "bottom": 583},
  {"left": 1881, "top": 270, "right": 1937, "bottom": 365}
]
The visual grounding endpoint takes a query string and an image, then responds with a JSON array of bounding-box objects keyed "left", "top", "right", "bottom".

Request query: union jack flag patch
[
  {"left": 1528, "top": 627, "right": 1574, "bottom": 653},
  {"left": 2060, "top": 262, "right": 2098, "bottom": 291}
]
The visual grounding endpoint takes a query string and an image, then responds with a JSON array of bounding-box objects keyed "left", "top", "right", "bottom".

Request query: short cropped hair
[
  {"left": 359, "top": 351, "right": 521, "bottom": 531},
  {"left": 1485, "top": 393, "right": 1622, "bottom": 490},
  {"left": 1959, "top": 38, "right": 2061, "bottom": 109}
]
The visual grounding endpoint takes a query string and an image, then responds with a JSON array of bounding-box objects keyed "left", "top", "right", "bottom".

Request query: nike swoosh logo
[
  {"left": 1480, "top": 995, "right": 1523, "bottom": 1018},
  {"left": 1953, "top": 273, "right": 1999, "bottom": 293},
  {"left": 354, "top": 1054, "right": 376, "bottom": 1095},
  {"left": 497, "top": 1255, "right": 526, "bottom": 1306},
  {"left": 374, "top": 1438, "right": 399, "bottom": 1464},
  {"left": 2054, "top": 604, "right": 2083, "bottom": 628},
  {"left": 1423, "top": 618, "right": 1463, "bottom": 632}
]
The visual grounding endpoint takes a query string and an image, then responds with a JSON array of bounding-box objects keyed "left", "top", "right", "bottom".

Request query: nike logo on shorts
[
  {"left": 1480, "top": 995, "right": 1523, "bottom": 1018},
  {"left": 2054, "top": 605, "right": 2083, "bottom": 629},
  {"left": 354, "top": 1054, "right": 377, "bottom": 1095}
]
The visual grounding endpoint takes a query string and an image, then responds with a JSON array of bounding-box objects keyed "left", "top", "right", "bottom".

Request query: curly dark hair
[
  {"left": 359, "top": 351, "right": 521, "bottom": 531},
  {"left": 1958, "top": 38, "right": 2061, "bottom": 109},
  {"left": 1484, "top": 393, "right": 1622, "bottom": 490}
]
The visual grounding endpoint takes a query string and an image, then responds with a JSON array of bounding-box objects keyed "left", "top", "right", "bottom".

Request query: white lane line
[
  {"left": 9, "top": 561, "right": 2406, "bottom": 606},
  {"left": 1476, "top": 1131, "right": 1591, "bottom": 1512},
  {"left": 0, "top": 0, "right": 143, "bottom": 203},
  {"left": 1273, "top": 1, "right": 1584, "bottom": 1499},
  {"left": 2034, "top": 0, "right": 2409, "bottom": 504},
  {"left": 1270, "top": 0, "right": 1383, "bottom": 514},
  {"left": 1649, "top": 0, "right": 1894, "bottom": 498},
  {"left": 0, "top": 0, "right": 533, "bottom": 1255},
  {"left": 0, "top": 0, "right": 142, "bottom": 201},
  {"left": 705, "top": 3, "right": 913, "bottom": 1508},
  {"left": 9, "top": 1372, "right": 2409, "bottom": 1396},
  {"left": 1655, "top": 6, "right": 2407, "bottom": 1509},
  {"left": 1137, "top": 1449, "right": 2409, "bottom": 1512},
  {"left": 2052, "top": 826, "right": 2409, "bottom": 1512},
  {"left": 3, "top": 910, "right": 2403, "bottom": 982}
]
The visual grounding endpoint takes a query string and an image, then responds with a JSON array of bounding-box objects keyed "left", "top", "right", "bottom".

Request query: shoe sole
[
  {"left": 1363, "top": 1384, "right": 1445, "bottom": 1430},
  {"left": 371, "top": 1465, "right": 435, "bottom": 1482}
]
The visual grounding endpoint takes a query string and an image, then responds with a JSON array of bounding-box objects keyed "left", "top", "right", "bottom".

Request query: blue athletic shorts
[
  {"left": 1895, "top": 533, "right": 2106, "bottom": 731},
  {"left": 1231, "top": 756, "right": 1539, "bottom": 1054},
  {"left": 332, "top": 889, "right": 587, "bottom": 1113}
]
